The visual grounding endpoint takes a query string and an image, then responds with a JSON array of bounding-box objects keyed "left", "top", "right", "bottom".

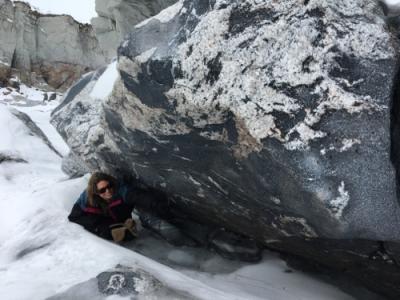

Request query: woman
[{"left": 68, "top": 172, "right": 136, "bottom": 242}]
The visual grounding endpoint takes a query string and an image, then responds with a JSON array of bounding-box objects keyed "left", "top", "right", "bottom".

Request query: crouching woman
[{"left": 68, "top": 172, "right": 136, "bottom": 243}]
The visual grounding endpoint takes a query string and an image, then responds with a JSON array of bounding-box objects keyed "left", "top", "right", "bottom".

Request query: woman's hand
[
  {"left": 110, "top": 218, "right": 137, "bottom": 243},
  {"left": 124, "top": 218, "right": 138, "bottom": 237}
]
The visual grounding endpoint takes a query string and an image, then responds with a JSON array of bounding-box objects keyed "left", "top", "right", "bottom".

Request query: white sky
[
  {"left": 20, "top": 0, "right": 97, "bottom": 24},
  {"left": 15, "top": 1, "right": 400, "bottom": 24},
  {"left": 386, "top": 0, "right": 400, "bottom": 4}
]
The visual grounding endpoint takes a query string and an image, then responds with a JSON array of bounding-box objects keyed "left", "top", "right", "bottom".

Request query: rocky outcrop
[
  {"left": 47, "top": 265, "right": 193, "bottom": 300},
  {"left": 52, "top": 0, "right": 400, "bottom": 298},
  {"left": 0, "top": 0, "right": 108, "bottom": 90},
  {"left": 92, "top": 0, "right": 177, "bottom": 60}
]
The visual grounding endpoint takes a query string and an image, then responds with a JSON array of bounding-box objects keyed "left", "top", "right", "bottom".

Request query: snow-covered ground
[{"left": 0, "top": 83, "right": 364, "bottom": 299}]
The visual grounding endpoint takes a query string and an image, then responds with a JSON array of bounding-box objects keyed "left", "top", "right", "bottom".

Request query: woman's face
[{"left": 96, "top": 180, "right": 114, "bottom": 201}]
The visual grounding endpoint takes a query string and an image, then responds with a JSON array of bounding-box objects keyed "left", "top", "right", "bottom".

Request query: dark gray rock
[
  {"left": 61, "top": 151, "right": 90, "bottom": 178},
  {"left": 271, "top": 238, "right": 400, "bottom": 300},
  {"left": 384, "top": 241, "right": 400, "bottom": 265},
  {"left": 49, "top": 93, "right": 57, "bottom": 101},
  {"left": 51, "top": 0, "right": 400, "bottom": 298},
  {"left": 0, "top": 152, "right": 27, "bottom": 164},
  {"left": 139, "top": 211, "right": 199, "bottom": 247},
  {"left": 208, "top": 228, "right": 262, "bottom": 263},
  {"left": 53, "top": 0, "right": 400, "bottom": 241},
  {"left": 97, "top": 267, "right": 162, "bottom": 296}
]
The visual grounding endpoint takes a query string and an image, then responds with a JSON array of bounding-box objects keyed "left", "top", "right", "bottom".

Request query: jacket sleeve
[{"left": 68, "top": 203, "right": 114, "bottom": 240}]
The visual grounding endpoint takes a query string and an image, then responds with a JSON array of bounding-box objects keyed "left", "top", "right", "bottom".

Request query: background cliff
[
  {"left": 0, "top": 0, "right": 176, "bottom": 90},
  {"left": 0, "top": 0, "right": 107, "bottom": 90}
]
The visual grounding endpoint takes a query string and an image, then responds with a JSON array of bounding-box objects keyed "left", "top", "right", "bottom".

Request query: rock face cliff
[
  {"left": 0, "top": 0, "right": 108, "bottom": 90},
  {"left": 92, "top": 0, "right": 177, "bottom": 60},
  {"left": 52, "top": 0, "right": 400, "bottom": 298}
]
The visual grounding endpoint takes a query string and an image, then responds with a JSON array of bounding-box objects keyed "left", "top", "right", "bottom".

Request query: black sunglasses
[{"left": 97, "top": 183, "right": 113, "bottom": 194}]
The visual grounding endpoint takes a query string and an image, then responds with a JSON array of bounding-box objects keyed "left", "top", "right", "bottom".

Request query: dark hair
[{"left": 87, "top": 172, "right": 117, "bottom": 207}]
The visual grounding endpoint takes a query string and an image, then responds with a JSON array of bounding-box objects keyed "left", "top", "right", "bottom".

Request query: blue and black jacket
[
  {"left": 68, "top": 181, "right": 170, "bottom": 240},
  {"left": 68, "top": 183, "right": 134, "bottom": 240}
]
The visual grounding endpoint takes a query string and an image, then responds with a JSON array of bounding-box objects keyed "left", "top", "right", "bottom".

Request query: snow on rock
[
  {"left": 90, "top": 60, "right": 119, "bottom": 100},
  {"left": 51, "top": 66, "right": 120, "bottom": 167},
  {"left": 329, "top": 182, "right": 350, "bottom": 219},
  {"left": 135, "top": 1, "right": 184, "bottom": 28}
]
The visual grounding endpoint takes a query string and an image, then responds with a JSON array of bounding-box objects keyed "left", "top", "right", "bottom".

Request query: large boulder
[
  {"left": 52, "top": 0, "right": 400, "bottom": 297},
  {"left": 91, "top": 0, "right": 177, "bottom": 60},
  {"left": 0, "top": 0, "right": 108, "bottom": 90}
]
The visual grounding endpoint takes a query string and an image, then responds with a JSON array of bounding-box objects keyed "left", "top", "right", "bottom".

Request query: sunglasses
[{"left": 97, "top": 183, "right": 113, "bottom": 194}]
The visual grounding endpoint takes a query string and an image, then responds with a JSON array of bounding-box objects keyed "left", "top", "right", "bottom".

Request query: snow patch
[
  {"left": 329, "top": 182, "right": 350, "bottom": 219},
  {"left": 270, "top": 196, "right": 281, "bottom": 205},
  {"left": 135, "top": 47, "right": 157, "bottom": 64},
  {"left": 135, "top": 1, "right": 184, "bottom": 28},
  {"left": 90, "top": 61, "right": 119, "bottom": 100},
  {"left": 340, "top": 139, "right": 361, "bottom": 152}
]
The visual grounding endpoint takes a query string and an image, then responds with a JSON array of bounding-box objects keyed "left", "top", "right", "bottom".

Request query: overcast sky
[
  {"left": 17, "top": 0, "right": 400, "bottom": 24},
  {"left": 22, "top": 0, "right": 96, "bottom": 24}
]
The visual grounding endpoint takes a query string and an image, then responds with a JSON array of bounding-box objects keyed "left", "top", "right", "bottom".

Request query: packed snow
[{"left": 0, "top": 83, "right": 365, "bottom": 299}]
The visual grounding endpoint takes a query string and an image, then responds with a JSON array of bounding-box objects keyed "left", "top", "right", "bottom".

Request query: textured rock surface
[
  {"left": 0, "top": 0, "right": 108, "bottom": 90},
  {"left": 52, "top": 0, "right": 400, "bottom": 297},
  {"left": 47, "top": 265, "right": 196, "bottom": 300},
  {"left": 92, "top": 0, "right": 177, "bottom": 60},
  {"left": 61, "top": 151, "right": 90, "bottom": 179},
  {"left": 53, "top": 0, "right": 400, "bottom": 241}
]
